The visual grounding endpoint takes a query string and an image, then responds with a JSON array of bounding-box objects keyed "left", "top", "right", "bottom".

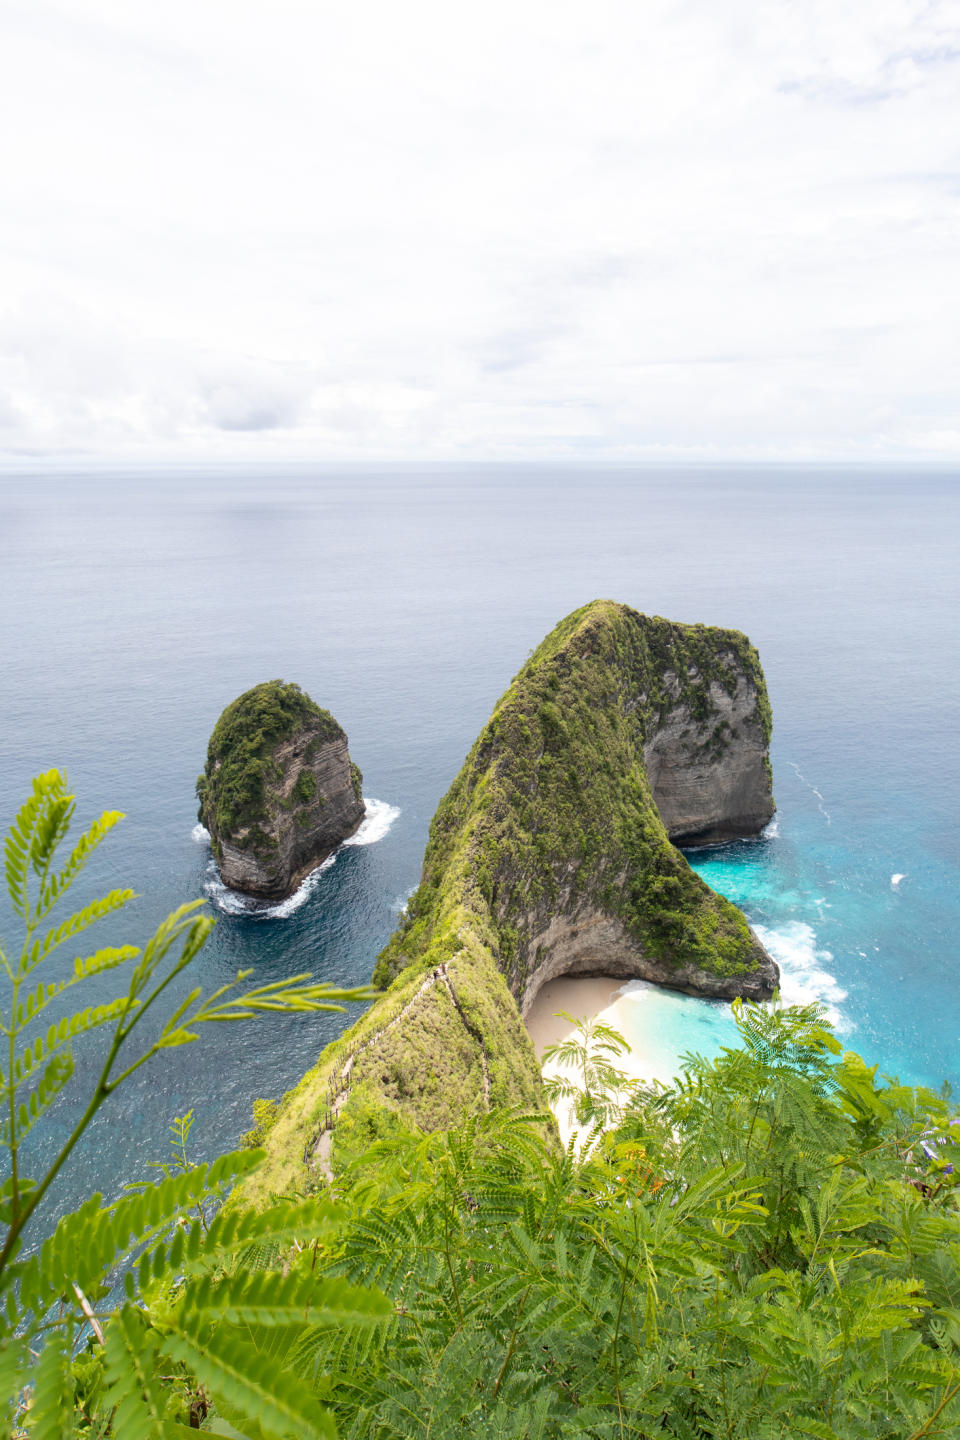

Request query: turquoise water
[{"left": 0, "top": 465, "right": 957, "bottom": 1223}]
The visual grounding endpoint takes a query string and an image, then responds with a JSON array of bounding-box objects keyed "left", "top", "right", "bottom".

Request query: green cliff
[
  {"left": 197, "top": 681, "right": 365, "bottom": 901},
  {"left": 247, "top": 601, "right": 777, "bottom": 1203}
]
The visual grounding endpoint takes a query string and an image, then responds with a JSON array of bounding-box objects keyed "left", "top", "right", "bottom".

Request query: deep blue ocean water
[{"left": 1, "top": 465, "right": 958, "bottom": 1223}]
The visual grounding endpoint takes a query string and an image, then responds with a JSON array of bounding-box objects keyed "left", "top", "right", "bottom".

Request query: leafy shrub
[{"left": 0, "top": 770, "right": 383, "bottom": 1438}]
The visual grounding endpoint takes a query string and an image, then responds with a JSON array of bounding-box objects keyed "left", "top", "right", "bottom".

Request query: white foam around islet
[{"left": 196, "top": 796, "right": 399, "bottom": 919}]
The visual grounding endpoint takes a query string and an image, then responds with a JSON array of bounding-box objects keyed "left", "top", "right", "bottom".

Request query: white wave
[
  {"left": 198, "top": 796, "right": 399, "bottom": 919},
  {"left": 762, "top": 817, "right": 780, "bottom": 839},
  {"left": 753, "top": 920, "right": 850, "bottom": 1032},
  {"left": 391, "top": 886, "right": 417, "bottom": 916},
  {"left": 787, "top": 761, "right": 832, "bottom": 825},
  {"left": 891, "top": 873, "right": 905, "bottom": 888},
  {"left": 203, "top": 853, "right": 338, "bottom": 918},
  {"left": 343, "top": 797, "right": 400, "bottom": 847}
]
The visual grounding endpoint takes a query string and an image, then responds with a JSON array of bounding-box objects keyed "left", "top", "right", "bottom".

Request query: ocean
[{"left": 1, "top": 465, "right": 957, "bottom": 1222}]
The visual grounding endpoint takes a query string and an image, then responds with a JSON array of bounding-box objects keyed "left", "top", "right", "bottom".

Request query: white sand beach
[{"left": 525, "top": 974, "right": 740, "bottom": 1140}]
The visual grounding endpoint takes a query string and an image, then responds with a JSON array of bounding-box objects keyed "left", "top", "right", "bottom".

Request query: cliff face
[
  {"left": 376, "top": 601, "right": 778, "bottom": 1007},
  {"left": 197, "top": 681, "right": 364, "bottom": 902},
  {"left": 244, "top": 603, "right": 778, "bottom": 1203},
  {"left": 643, "top": 664, "right": 774, "bottom": 845}
]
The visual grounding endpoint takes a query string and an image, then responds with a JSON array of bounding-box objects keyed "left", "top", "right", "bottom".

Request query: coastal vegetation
[{"left": 2, "top": 773, "right": 959, "bottom": 1437}]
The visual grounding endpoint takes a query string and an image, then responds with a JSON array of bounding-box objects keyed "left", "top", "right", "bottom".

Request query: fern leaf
[
  {"left": 36, "top": 808, "right": 125, "bottom": 918},
  {"left": 30, "top": 797, "right": 74, "bottom": 890},
  {"left": 0, "top": 1335, "right": 26, "bottom": 1433},
  {"left": 9, "top": 1000, "right": 131, "bottom": 1097},
  {"left": 13, "top": 1150, "right": 261, "bottom": 1317},
  {"left": 4, "top": 771, "right": 64, "bottom": 918},
  {"left": 13, "top": 985, "right": 134, "bottom": 1045},
  {"left": 24, "top": 894, "right": 138, "bottom": 978},
  {"left": 184, "top": 1270, "right": 392, "bottom": 1327},
  {"left": 162, "top": 1312, "right": 337, "bottom": 1440},
  {"left": 28, "top": 1329, "right": 73, "bottom": 1439},
  {"left": 102, "top": 1304, "right": 173, "bottom": 1440},
  {"left": 125, "top": 903, "right": 213, "bottom": 1004},
  {"left": 177, "top": 1195, "right": 346, "bottom": 1280},
  {"left": 3, "top": 1051, "right": 74, "bottom": 1146}
]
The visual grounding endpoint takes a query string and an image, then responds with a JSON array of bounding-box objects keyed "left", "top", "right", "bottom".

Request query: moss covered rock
[
  {"left": 244, "top": 603, "right": 779, "bottom": 1202},
  {"left": 197, "top": 680, "right": 364, "bottom": 901},
  {"left": 376, "top": 601, "right": 777, "bottom": 1008}
]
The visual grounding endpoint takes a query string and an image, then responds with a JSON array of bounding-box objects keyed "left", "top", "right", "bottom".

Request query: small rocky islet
[
  {"left": 236, "top": 600, "right": 780, "bottom": 1201},
  {"left": 196, "top": 679, "right": 365, "bottom": 903}
]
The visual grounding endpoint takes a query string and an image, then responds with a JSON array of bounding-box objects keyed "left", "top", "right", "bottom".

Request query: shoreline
[{"left": 524, "top": 975, "right": 679, "bottom": 1139}]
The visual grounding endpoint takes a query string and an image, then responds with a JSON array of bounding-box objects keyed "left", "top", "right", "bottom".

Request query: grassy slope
[{"left": 246, "top": 601, "right": 772, "bottom": 1202}]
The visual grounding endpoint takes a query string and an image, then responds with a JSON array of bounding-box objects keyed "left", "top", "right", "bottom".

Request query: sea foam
[
  {"left": 197, "top": 797, "right": 399, "bottom": 919},
  {"left": 753, "top": 920, "right": 850, "bottom": 1032},
  {"left": 343, "top": 797, "right": 401, "bottom": 847}
]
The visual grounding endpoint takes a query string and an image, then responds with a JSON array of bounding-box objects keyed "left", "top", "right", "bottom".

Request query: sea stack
[
  {"left": 197, "top": 681, "right": 364, "bottom": 902},
  {"left": 376, "top": 600, "right": 779, "bottom": 1009}
]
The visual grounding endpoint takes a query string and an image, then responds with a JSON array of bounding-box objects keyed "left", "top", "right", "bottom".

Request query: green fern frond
[
  {"left": 36, "top": 808, "right": 125, "bottom": 920},
  {"left": 9, "top": 999, "right": 132, "bottom": 1092},
  {"left": 126, "top": 902, "right": 212, "bottom": 1003},
  {"left": 162, "top": 1311, "right": 337, "bottom": 1440},
  {"left": 4, "top": 1052, "right": 75, "bottom": 1148},
  {"left": 27, "top": 1328, "right": 73, "bottom": 1438},
  {"left": 4, "top": 771, "right": 65, "bottom": 919},
  {"left": 11, "top": 1149, "right": 261, "bottom": 1319},
  {"left": 12, "top": 954, "right": 138, "bottom": 1031},
  {"left": 25, "top": 897, "right": 139, "bottom": 980},
  {"left": 0, "top": 1334, "right": 26, "bottom": 1433},
  {"left": 183, "top": 1270, "right": 392, "bottom": 1328},
  {"left": 103, "top": 1304, "right": 170, "bottom": 1440}
]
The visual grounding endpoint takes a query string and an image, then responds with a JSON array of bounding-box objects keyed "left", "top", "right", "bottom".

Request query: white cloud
[{"left": 0, "top": 0, "right": 958, "bottom": 460}]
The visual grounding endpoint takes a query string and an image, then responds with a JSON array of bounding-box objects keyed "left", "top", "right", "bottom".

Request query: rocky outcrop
[
  {"left": 244, "top": 603, "right": 778, "bottom": 1200},
  {"left": 197, "top": 681, "right": 364, "bottom": 902},
  {"left": 644, "top": 662, "right": 774, "bottom": 845},
  {"left": 377, "top": 600, "right": 777, "bottom": 1007},
  {"left": 519, "top": 907, "right": 777, "bottom": 1018}
]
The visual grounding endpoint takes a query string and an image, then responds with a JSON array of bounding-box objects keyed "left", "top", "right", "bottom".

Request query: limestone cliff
[
  {"left": 376, "top": 600, "right": 777, "bottom": 1008},
  {"left": 197, "top": 681, "right": 364, "bottom": 902},
  {"left": 244, "top": 603, "right": 778, "bottom": 1203}
]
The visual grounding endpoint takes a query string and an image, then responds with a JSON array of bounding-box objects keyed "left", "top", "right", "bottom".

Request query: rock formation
[
  {"left": 243, "top": 603, "right": 779, "bottom": 1203},
  {"left": 376, "top": 600, "right": 777, "bottom": 1009},
  {"left": 197, "top": 681, "right": 364, "bottom": 902}
]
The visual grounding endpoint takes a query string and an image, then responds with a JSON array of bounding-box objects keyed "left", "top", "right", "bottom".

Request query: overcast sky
[{"left": 1, "top": 0, "right": 959, "bottom": 463}]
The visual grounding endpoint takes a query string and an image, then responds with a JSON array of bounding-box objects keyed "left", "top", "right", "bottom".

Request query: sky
[{"left": 1, "top": 0, "right": 959, "bottom": 463}]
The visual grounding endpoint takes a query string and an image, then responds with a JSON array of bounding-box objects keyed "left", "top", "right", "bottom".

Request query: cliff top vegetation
[
  {"left": 196, "top": 680, "right": 344, "bottom": 845},
  {"left": 247, "top": 601, "right": 775, "bottom": 1202}
]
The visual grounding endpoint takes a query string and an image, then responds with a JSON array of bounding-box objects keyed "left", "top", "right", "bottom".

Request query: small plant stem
[
  {"left": 905, "top": 1380, "right": 960, "bottom": 1440},
  {"left": 0, "top": 1010, "right": 127, "bottom": 1275},
  {"left": 491, "top": 1282, "right": 532, "bottom": 1399}
]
